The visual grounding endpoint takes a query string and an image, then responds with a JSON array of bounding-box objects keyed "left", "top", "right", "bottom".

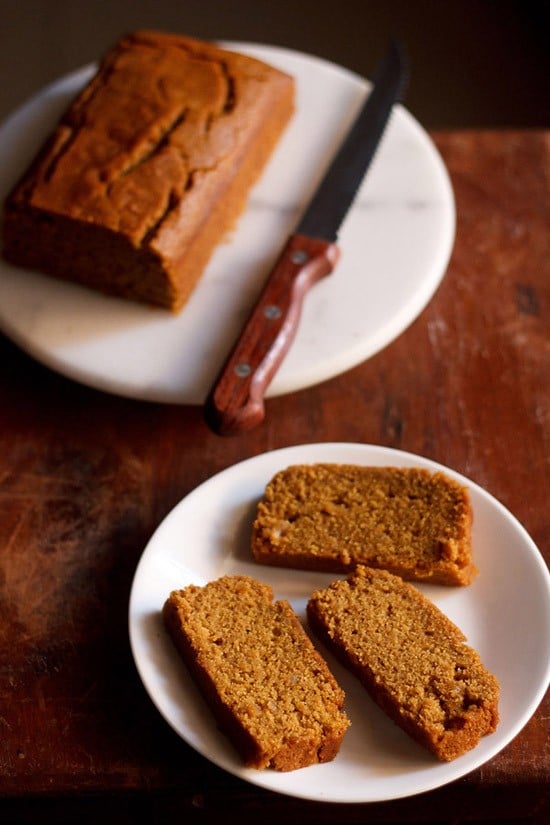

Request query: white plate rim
[{"left": 128, "top": 442, "right": 550, "bottom": 803}]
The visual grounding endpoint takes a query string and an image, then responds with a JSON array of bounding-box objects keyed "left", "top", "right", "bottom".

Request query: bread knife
[{"left": 205, "top": 41, "right": 408, "bottom": 436}]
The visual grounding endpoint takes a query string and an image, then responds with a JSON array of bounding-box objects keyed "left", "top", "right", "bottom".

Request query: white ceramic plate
[
  {"left": 0, "top": 44, "right": 455, "bottom": 404},
  {"left": 128, "top": 442, "right": 550, "bottom": 803}
]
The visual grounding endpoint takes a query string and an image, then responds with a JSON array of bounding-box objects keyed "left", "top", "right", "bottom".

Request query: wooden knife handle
[{"left": 204, "top": 233, "right": 340, "bottom": 436}]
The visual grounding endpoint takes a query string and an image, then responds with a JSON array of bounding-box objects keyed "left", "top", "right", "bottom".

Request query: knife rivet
[
  {"left": 290, "top": 250, "right": 309, "bottom": 265},
  {"left": 234, "top": 363, "right": 251, "bottom": 378},
  {"left": 263, "top": 305, "right": 282, "bottom": 320}
]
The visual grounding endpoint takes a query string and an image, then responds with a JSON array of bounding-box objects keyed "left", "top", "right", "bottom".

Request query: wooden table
[{"left": 0, "top": 130, "right": 548, "bottom": 824}]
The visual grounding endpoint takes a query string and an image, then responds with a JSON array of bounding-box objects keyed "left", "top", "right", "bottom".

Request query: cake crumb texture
[
  {"left": 163, "top": 575, "right": 350, "bottom": 771},
  {"left": 307, "top": 566, "right": 499, "bottom": 761},
  {"left": 252, "top": 464, "right": 475, "bottom": 585},
  {"left": 2, "top": 30, "right": 294, "bottom": 311}
]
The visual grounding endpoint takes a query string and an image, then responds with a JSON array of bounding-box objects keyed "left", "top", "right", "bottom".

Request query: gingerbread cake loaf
[
  {"left": 163, "top": 575, "right": 350, "bottom": 771},
  {"left": 252, "top": 464, "right": 475, "bottom": 585},
  {"left": 307, "top": 566, "right": 499, "bottom": 761},
  {"left": 2, "top": 30, "right": 294, "bottom": 311}
]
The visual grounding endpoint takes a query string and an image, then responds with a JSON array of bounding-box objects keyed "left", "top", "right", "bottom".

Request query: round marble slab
[{"left": 0, "top": 43, "right": 455, "bottom": 405}]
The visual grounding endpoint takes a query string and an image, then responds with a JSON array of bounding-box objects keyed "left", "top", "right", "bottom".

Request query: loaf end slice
[
  {"left": 307, "top": 566, "right": 499, "bottom": 762},
  {"left": 163, "top": 575, "right": 350, "bottom": 771},
  {"left": 252, "top": 464, "right": 475, "bottom": 585}
]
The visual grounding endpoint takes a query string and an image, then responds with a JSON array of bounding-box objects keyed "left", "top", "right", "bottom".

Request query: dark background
[{"left": 1, "top": 0, "right": 549, "bottom": 129}]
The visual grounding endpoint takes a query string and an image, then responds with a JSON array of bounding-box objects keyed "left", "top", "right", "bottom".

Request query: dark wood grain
[{"left": 0, "top": 130, "right": 548, "bottom": 823}]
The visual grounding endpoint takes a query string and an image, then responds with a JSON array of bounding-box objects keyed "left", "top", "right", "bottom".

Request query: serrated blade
[{"left": 296, "top": 39, "right": 408, "bottom": 242}]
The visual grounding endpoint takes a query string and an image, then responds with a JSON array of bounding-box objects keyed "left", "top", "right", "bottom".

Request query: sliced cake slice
[
  {"left": 163, "top": 575, "right": 350, "bottom": 771},
  {"left": 307, "top": 566, "right": 499, "bottom": 761},
  {"left": 252, "top": 464, "right": 475, "bottom": 585}
]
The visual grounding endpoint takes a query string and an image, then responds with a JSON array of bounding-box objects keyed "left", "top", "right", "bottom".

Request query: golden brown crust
[
  {"left": 2, "top": 31, "right": 294, "bottom": 311},
  {"left": 252, "top": 464, "right": 476, "bottom": 585},
  {"left": 307, "top": 566, "right": 499, "bottom": 761},
  {"left": 163, "top": 575, "right": 350, "bottom": 771}
]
